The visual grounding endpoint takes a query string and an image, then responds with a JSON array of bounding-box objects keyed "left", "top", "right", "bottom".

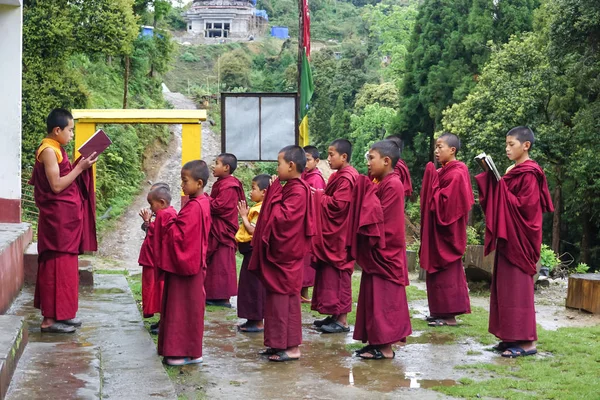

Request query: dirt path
[{"left": 96, "top": 88, "right": 220, "bottom": 271}]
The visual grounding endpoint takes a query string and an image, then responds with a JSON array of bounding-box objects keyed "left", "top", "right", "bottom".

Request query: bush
[
  {"left": 467, "top": 225, "right": 483, "bottom": 245},
  {"left": 575, "top": 263, "right": 590, "bottom": 274},
  {"left": 180, "top": 51, "right": 200, "bottom": 62},
  {"left": 540, "top": 244, "right": 561, "bottom": 272}
]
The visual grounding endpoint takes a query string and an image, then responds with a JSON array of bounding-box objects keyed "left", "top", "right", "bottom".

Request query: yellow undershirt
[
  {"left": 235, "top": 201, "right": 262, "bottom": 243},
  {"left": 36, "top": 138, "right": 63, "bottom": 163}
]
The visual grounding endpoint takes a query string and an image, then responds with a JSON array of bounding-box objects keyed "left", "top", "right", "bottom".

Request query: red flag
[{"left": 303, "top": 0, "right": 311, "bottom": 58}]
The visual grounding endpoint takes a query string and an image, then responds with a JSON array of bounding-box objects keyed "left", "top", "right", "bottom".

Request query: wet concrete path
[{"left": 5, "top": 275, "right": 175, "bottom": 400}]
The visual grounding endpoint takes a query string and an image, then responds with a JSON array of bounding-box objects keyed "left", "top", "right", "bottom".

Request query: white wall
[{"left": 0, "top": 3, "right": 23, "bottom": 201}]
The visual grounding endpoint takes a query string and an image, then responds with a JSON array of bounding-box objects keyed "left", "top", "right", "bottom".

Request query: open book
[
  {"left": 475, "top": 152, "right": 501, "bottom": 181},
  {"left": 77, "top": 129, "right": 112, "bottom": 159}
]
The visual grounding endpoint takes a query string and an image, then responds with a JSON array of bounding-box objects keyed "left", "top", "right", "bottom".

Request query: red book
[{"left": 77, "top": 129, "right": 112, "bottom": 158}]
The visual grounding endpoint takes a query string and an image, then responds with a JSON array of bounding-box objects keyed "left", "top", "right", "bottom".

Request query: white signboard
[{"left": 222, "top": 93, "right": 298, "bottom": 161}]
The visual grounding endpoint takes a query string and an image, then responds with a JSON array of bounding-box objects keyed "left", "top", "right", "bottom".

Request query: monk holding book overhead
[
  {"left": 30, "top": 108, "right": 98, "bottom": 333},
  {"left": 420, "top": 133, "right": 473, "bottom": 327},
  {"left": 476, "top": 126, "right": 554, "bottom": 358},
  {"left": 249, "top": 145, "right": 313, "bottom": 362}
]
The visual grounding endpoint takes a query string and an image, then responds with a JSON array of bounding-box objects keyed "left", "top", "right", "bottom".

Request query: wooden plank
[{"left": 71, "top": 109, "right": 206, "bottom": 124}]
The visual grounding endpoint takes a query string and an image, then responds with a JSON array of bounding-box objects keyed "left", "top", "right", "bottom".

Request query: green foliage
[
  {"left": 354, "top": 82, "right": 399, "bottom": 110},
  {"left": 348, "top": 103, "right": 396, "bottom": 173},
  {"left": 539, "top": 244, "right": 561, "bottom": 271},
  {"left": 466, "top": 225, "right": 482, "bottom": 245},
  {"left": 575, "top": 263, "right": 590, "bottom": 274},
  {"left": 181, "top": 51, "right": 200, "bottom": 62}
]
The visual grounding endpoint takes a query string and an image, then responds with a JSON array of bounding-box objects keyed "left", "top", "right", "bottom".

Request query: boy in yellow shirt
[{"left": 236, "top": 174, "right": 270, "bottom": 332}]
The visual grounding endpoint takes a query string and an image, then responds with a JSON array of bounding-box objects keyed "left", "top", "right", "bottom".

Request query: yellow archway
[{"left": 72, "top": 109, "right": 207, "bottom": 189}]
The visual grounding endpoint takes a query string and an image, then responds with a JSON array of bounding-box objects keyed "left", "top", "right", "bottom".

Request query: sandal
[
  {"left": 428, "top": 319, "right": 457, "bottom": 327},
  {"left": 492, "top": 341, "right": 517, "bottom": 352},
  {"left": 259, "top": 348, "right": 279, "bottom": 356},
  {"left": 355, "top": 344, "right": 375, "bottom": 355},
  {"left": 320, "top": 320, "right": 350, "bottom": 334},
  {"left": 357, "top": 348, "right": 395, "bottom": 360},
  {"left": 501, "top": 347, "right": 537, "bottom": 358},
  {"left": 165, "top": 357, "right": 203, "bottom": 366},
  {"left": 268, "top": 351, "right": 299, "bottom": 362},
  {"left": 313, "top": 316, "right": 334, "bottom": 328},
  {"left": 41, "top": 322, "right": 76, "bottom": 333},
  {"left": 238, "top": 324, "right": 264, "bottom": 333}
]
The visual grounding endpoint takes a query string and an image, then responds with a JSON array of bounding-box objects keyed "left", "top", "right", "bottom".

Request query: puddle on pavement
[{"left": 408, "top": 331, "right": 455, "bottom": 345}]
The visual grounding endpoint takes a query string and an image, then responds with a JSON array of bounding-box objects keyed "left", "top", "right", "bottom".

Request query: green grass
[
  {"left": 435, "top": 324, "right": 600, "bottom": 399},
  {"left": 94, "top": 268, "right": 128, "bottom": 275}
]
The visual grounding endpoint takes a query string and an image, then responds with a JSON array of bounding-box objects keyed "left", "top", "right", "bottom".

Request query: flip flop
[
  {"left": 492, "top": 341, "right": 517, "bottom": 352},
  {"left": 428, "top": 319, "right": 457, "bottom": 327},
  {"left": 165, "top": 357, "right": 203, "bottom": 366},
  {"left": 320, "top": 320, "right": 350, "bottom": 334},
  {"left": 268, "top": 351, "right": 299, "bottom": 362},
  {"left": 313, "top": 316, "right": 334, "bottom": 328},
  {"left": 238, "top": 325, "right": 264, "bottom": 333},
  {"left": 425, "top": 316, "right": 440, "bottom": 322},
  {"left": 41, "top": 322, "right": 76, "bottom": 333},
  {"left": 259, "top": 348, "right": 278, "bottom": 356},
  {"left": 357, "top": 348, "right": 395, "bottom": 360},
  {"left": 301, "top": 296, "right": 311, "bottom": 304},
  {"left": 501, "top": 347, "right": 537, "bottom": 358}
]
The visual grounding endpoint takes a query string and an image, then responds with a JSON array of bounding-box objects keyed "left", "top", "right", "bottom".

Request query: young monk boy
[
  {"left": 476, "top": 127, "right": 553, "bottom": 358},
  {"left": 236, "top": 174, "right": 270, "bottom": 333},
  {"left": 157, "top": 160, "right": 211, "bottom": 366},
  {"left": 138, "top": 183, "right": 175, "bottom": 334},
  {"left": 311, "top": 139, "right": 358, "bottom": 333},
  {"left": 248, "top": 146, "right": 313, "bottom": 362},
  {"left": 30, "top": 108, "right": 98, "bottom": 333},
  {"left": 206, "top": 153, "right": 244, "bottom": 307},
  {"left": 301, "top": 145, "right": 326, "bottom": 302},
  {"left": 420, "top": 133, "right": 473, "bottom": 327},
  {"left": 384, "top": 135, "right": 413, "bottom": 197},
  {"left": 352, "top": 140, "right": 412, "bottom": 359}
]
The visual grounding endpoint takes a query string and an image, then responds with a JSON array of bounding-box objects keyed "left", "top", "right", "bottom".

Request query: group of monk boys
[{"left": 32, "top": 107, "right": 553, "bottom": 366}]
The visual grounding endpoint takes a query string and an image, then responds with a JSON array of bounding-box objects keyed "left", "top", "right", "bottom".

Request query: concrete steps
[
  {"left": 0, "top": 316, "right": 27, "bottom": 400},
  {"left": 0, "top": 223, "right": 32, "bottom": 314},
  {"left": 5, "top": 274, "right": 176, "bottom": 399}
]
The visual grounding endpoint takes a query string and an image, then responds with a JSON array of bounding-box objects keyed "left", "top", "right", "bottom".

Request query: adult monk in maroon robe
[
  {"left": 206, "top": 153, "right": 244, "bottom": 307},
  {"left": 420, "top": 133, "right": 473, "bottom": 327},
  {"left": 158, "top": 160, "right": 211, "bottom": 366},
  {"left": 300, "top": 145, "right": 326, "bottom": 302},
  {"left": 249, "top": 145, "right": 313, "bottom": 362},
  {"left": 476, "top": 127, "right": 553, "bottom": 358},
  {"left": 30, "top": 109, "right": 97, "bottom": 334},
  {"left": 351, "top": 141, "right": 412, "bottom": 360},
  {"left": 138, "top": 183, "right": 171, "bottom": 323},
  {"left": 311, "top": 139, "right": 358, "bottom": 333}
]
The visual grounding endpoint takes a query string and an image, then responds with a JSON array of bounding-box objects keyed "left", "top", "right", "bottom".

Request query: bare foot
[{"left": 41, "top": 317, "right": 56, "bottom": 329}]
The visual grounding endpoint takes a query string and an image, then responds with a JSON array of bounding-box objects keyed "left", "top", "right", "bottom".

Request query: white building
[
  {"left": 0, "top": 0, "right": 23, "bottom": 223},
  {"left": 184, "top": 0, "right": 266, "bottom": 39}
]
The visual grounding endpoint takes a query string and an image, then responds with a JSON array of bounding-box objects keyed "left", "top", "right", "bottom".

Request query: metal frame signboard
[{"left": 221, "top": 92, "right": 298, "bottom": 161}]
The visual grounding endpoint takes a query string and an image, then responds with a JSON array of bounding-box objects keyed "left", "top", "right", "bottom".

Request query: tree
[
  {"left": 218, "top": 51, "right": 252, "bottom": 90},
  {"left": 354, "top": 82, "right": 399, "bottom": 111},
  {"left": 349, "top": 103, "right": 396, "bottom": 174},
  {"left": 330, "top": 94, "right": 352, "bottom": 141},
  {"left": 395, "top": 0, "right": 539, "bottom": 184}
]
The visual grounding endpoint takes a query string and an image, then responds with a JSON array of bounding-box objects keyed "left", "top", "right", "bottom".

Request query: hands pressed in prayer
[
  {"left": 139, "top": 208, "right": 152, "bottom": 223},
  {"left": 238, "top": 200, "right": 249, "bottom": 219}
]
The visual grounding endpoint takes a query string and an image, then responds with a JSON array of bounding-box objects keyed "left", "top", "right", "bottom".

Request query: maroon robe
[
  {"left": 237, "top": 241, "right": 266, "bottom": 320},
  {"left": 311, "top": 166, "right": 358, "bottom": 315},
  {"left": 249, "top": 178, "right": 313, "bottom": 349},
  {"left": 476, "top": 160, "right": 554, "bottom": 342},
  {"left": 395, "top": 159, "right": 413, "bottom": 197},
  {"left": 351, "top": 173, "right": 412, "bottom": 345},
  {"left": 420, "top": 161, "right": 473, "bottom": 317},
  {"left": 158, "top": 196, "right": 211, "bottom": 358},
  {"left": 139, "top": 220, "right": 159, "bottom": 316},
  {"left": 301, "top": 168, "right": 326, "bottom": 287},
  {"left": 206, "top": 175, "right": 244, "bottom": 300},
  {"left": 29, "top": 145, "right": 96, "bottom": 320}
]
